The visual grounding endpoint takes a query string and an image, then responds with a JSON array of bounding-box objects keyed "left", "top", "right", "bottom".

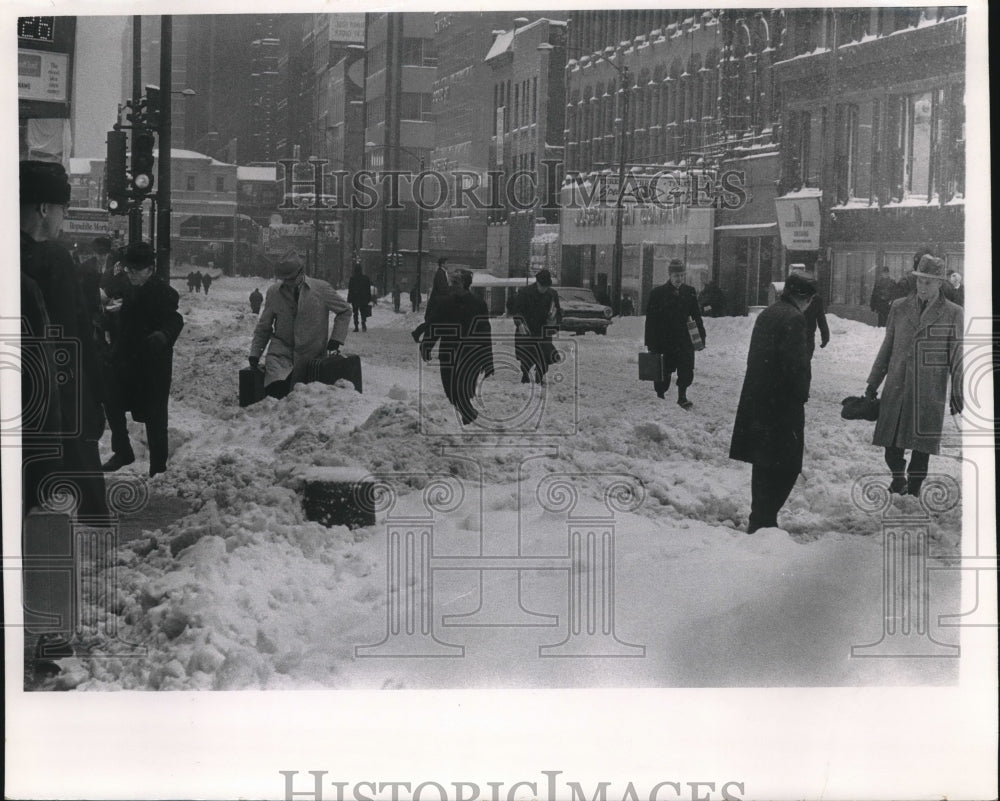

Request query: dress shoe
[
  {"left": 678, "top": 397, "right": 693, "bottom": 410},
  {"left": 149, "top": 463, "right": 167, "bottom": 478},
  {"left": 101, "top": 452, "right": 135, "bottom": 472},
  {"left": 889, "top": 476, "right": 908, "bottom": 495}
]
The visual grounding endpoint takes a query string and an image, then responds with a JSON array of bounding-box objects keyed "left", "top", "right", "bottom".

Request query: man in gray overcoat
[{"left": 866, "top": 254, "right": 963, "bottom": 497}]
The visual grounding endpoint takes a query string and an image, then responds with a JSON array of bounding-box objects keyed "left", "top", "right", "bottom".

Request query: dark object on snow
[
  {"left": 305, "top": 353, "right": 363, "bottom": 393},
  {"left": 638, "top": 352, "right": 666, "bottom": 382},
  {"left": 301, "top": 473, "right": 376, "bottom": 529},
  {"left": 239, "top": 365, "right": 266, "bottom": 407},
  {"left": 841, "top": 394, "right": 880, "bottom": 421}
]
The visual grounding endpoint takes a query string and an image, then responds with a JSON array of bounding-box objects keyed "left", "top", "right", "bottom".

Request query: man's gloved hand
[
  {"left": 865, "top": 384, "right": 878, "bottom": 400},
  {"left": 950, "top": 396, "right": 963, "bottom": 416},
  {"left": 327, "top": 339, "right": 342, "bottom": 353},
  {"left": 248, "top": 355, "right": 260, "bottom": 370},
  {"left": 820, "top": 337, "right": 830, "bottom": 349},
  {"left": 420, "top": 341, "right": 433, "bottom": 362},
  {"left": 146, "top": 331, "right": 168, "bottom": 353}
]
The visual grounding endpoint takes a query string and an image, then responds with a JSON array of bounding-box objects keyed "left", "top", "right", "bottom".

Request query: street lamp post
[
  {"left": 366, "top": 142, "right": 425, "bottom": 302},
  {"left": 540, "top": 43, "right": 629, "bottom": 315}
]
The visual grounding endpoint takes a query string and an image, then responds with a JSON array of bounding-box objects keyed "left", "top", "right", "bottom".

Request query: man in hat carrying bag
[
  {"left": 507, "top": 268, "right": 562, "bottom": 385},
  {"left": 249, "top": 253, "right": 351, "bottom": 399},
  {"left": 644, "top": 258, "right": 705, "bottom": 409},
  {"left": 865, "top": 254, "right": 963, "bottom": 497}
]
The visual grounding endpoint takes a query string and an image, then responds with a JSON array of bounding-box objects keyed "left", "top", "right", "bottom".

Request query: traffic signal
[
  {"left": 106, "top": 130, "right": 129, "bottom": 215},
  {"left": 144, "top": 85, "right": 162, "bottom": 129},
  {"left": 130, "top": 130, "right": 156, "bottom": 197}
]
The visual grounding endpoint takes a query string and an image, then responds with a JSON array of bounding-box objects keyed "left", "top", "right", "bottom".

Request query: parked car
[{"left": 554, "top": 286, "right": 613, "bottom": 335}]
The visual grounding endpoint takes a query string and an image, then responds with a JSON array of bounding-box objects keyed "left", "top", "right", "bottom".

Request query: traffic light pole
[
  {"left": 129, "top": 15, "right": 142, "bottom": 244},
  {"left": 155, "top": 16, "right": 172, "bottom": 282}
]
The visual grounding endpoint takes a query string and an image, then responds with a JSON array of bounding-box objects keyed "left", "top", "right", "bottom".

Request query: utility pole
[
  {"left": 611, "top": 65, "right": 629, "bottom": 317},
  {"left": 129, "top": 16, "right": 142, "bottom": 244},
  {"left": 155, "top": 16, "right": 172, "bottom": 282}
]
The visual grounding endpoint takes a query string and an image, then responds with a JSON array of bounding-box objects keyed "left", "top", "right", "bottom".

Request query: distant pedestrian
[
  {"left": 194, "top": 270, "right": 204, "bottom": 293},
  {"left": 201, "top": 272, "right": 213, "bottom": 295},
  {"left": 187, "top": 271, "right": 197, "bottom": 292},
  {"left": 866, "top": 254, "right": 963, "bottom": 497},
  {"left": 788, "top": 264, "right": 829, "bottom": 358},
  {"left": 412, "top": 257, "right": 450, "bottom": 342},
  {"left": 392, "top": 284, "right": 402, "bottom": 313},
  {"left": 644, "top": 258, "right": 705, "bottom": 409},
  {"left": 102, "top": 241, "right": 184, "bottom": 478},
  {"left": 347, "top": 262, "right": 373, "bottom": 332},
  {"left": 249, "top": 287, "right": 263, "bottom": 314},
  {"left": 410, "top": 283, "right": 420, "bottom": 313},
  {"left": 620, "top": 295, "right": 634, "bottom": 317},
  {"left": 421, "top": 269, "right": 494, "bottom": 426},
  {"left": 944, "top": 271, "right": 964, "bottom": 307},
  {"left": 729, "top": 273, "right": 816, "bottom": 533},
  {"left": 249, "top": 253, "right": 351, "bottom": 400},
  {"left": 507, "top": 268, "right": 562, "bottom": 386},
  {"left": 869, "top": 266, "right": 896, "bottom": 327},
  {"left": 699, "top": 280, "right": 728, "bottom": 318}
]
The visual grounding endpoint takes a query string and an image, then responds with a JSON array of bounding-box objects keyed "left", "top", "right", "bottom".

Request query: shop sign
[{"left": 775, "top": 196, "right": 821, "bottom": 250}]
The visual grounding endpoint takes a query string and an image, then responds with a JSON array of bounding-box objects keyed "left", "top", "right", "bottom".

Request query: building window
[
  {"left": 883, "top": 251, "right": 912, "bottom": 283},
  {"left": 831, "top": 250, "right": 876, "bottom": 305},
  {"left": 892, "top": 91, "right": 934, "bottom": 200},
  {"left": 400, "top": 92, "right": 433, "bottom": 121},
  {"left": 186, "top": 174, "right": 196, "bottom": 191},
  {"left": 215, "top": 176, "right": 225, "bottom": 193}
]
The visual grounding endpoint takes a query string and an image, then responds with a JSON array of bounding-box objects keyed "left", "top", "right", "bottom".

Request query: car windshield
[{"left": 557, "top": 287, "right": 601, "bottom": 304}]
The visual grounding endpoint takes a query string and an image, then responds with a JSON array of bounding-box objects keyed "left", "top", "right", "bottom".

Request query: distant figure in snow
[
  {"left": 347, "top": 262, "right": 372, "bottom": 332},
  {"left": 410, "top": 283, "right": 421, "bottom": 313},
  {"left": 249, "top": 287, "right": 263, "bottom": 314},
  {"left": 194, "top": 270, "right": 204, "bottom": 293},
  {"left": 392, "top": 283, "right": 402, "bottom": 313},
  {"left": 201, "top": 272, "right": 213, "bottom": 296},
  {"left": 869, "top": 266, "right": 896, "bottom": 327},
  {"left": 644, "top": 258, "right": 705, "bottom": 408}
]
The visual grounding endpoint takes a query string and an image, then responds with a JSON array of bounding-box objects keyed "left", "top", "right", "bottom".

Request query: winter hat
[
  {"left": 668, "top": 258, "right": 686, "bottom": 274},
  {"left": 912, "top": 254, "right": 948, "bottom": 281},
  {"left": 437, "top": 257, "right": 448, "bottom": 267},
  {"left": 123, "top": 241, "right": 155, "bottom": 269},
  {"left": 20, "top": 160, "right": 71, "bottom": 205},
  {"left": 783, "top": 272, "right": 818, "bottom": 298},
  {"left": 788, "top": 263, "right": 817, "bottom": 281},
  {"left": 535, "top": 269, "right": 553, "bottom": 287},
  {"left": 274, "top": 251, "right": 304, "bottom": 280}
]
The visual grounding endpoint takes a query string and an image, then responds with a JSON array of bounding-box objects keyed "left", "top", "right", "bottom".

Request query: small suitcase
[
  {"left": 638, "top": 352, "right": 665, "bottom": 382},
  {"left": 687, "top": 318, "right": 705, "bottom": 351},
  {"left": 239, "top": 366, "right": 266, "bottom": 407},
  {"left": 305, "top": 353, "right": 363, "bottom": 393}
]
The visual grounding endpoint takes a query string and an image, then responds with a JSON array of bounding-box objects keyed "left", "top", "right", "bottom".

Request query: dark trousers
[
  {"left": 515, "top": 337, "right": 553, "bottom": 381},
  {"left": 884, "top": 447, "right": 930, "bottom": 494},
  {"left": 351, "top": 303, "right": 368, "bottom": 329},
  {"left": 22, "top": 438, "right": 107, "bottom": 517},
  {"left": 875, "top": 308, "right": 889, "bottom": 327},
  {"left": 105, "top": 392, "right": 170, "bottom": 471},
  {"left": 749, "top": 464, "right": 799, "bottom": 532},
  {"left": 440, "top": 361, "right": 479, "bottom": 425},
  {"left": 653, "top": 349, "right": 694, "bottom": 396}
]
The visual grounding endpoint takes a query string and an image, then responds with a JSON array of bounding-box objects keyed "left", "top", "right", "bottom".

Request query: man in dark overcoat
[
  {"left": 411, "top": 257, "right": 451, "bottom": 342},
  {"left": 865, "top": 254, "right": 963, "bottom": 497},
  {"left": 103, "top": 242, "right": 184, "bottom": 477},
  {"left": 249, "top": 287, "right": 263, "bottom": 314},
  {"left": 421, "top": 270, "right": 494, "bottom": 426},
  {"left": 347, "top": 262, "right": 373, "bottom": 332},
  {"left": 644, "top": 258, "right": 705, "bottom": 408},
  {"left": 869, "top": 266, "right": 896, "bottom": 327},
  {"left": 729, "top": 274, "right": 815, "bottom": 533},
  {"left": 507, "top": 269, "right": 562, "bottom": 385},
  {"left": 788, "top": 264, "right": 830, "bottom": 359},
  {"left": 19, "top": 160, "right": 107, "bottom": 517}
]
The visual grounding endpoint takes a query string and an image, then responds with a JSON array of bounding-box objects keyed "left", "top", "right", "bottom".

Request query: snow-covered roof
[
  {"left": 237, "top": 165, "right": 277, "bottom": 182},
  {"left": 485, "top": 30, "right": 514, "bottom": 62},
  {"left": 153, "top": 148, "right": 234, "bottom": 167}
]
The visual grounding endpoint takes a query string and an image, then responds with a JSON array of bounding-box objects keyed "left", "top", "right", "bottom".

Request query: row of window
[
  {"left": 787, "top": 7, "right": 965, "bottom": 58},
  {"left": 183, "top": 174, "right": 229, "bottom": 193},
  {"left": 830, "top": 249, "right": 964, "bottom": 306},
  {"left": 494, "top": 76, "right": 539, "bottom": 133}
]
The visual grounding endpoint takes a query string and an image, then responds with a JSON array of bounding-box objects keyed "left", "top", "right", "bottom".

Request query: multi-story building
[
  {"left": 248, "top": 18, "right": 282, "bottom": 164},
  {"left": 360, "top": 12, "right": 437, "bottom": 294},
  {"left": 485, "top": 17, "right": 567, "bottom": 279},
  {"left": 773, "top": 7, "right": 965, "bottom": 321}
]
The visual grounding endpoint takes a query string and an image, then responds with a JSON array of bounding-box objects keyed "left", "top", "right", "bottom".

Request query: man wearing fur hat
[
  {"left": 19, "top": 160, "right": 107, "bottom": 516},
  {"left": 249, "top": 253, "right": 351, "bottom": 399},
  {"left": 865, "top": 254, "right": 963, "bottom": 497},
  {"left": 730, "top": 273, "right": 815, "bottom": 533},
  {"left": 644, "top": 258, "right": 705, "bottom": 409}
]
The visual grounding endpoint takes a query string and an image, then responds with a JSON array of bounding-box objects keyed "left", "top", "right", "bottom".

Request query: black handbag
[{"left": 841, "top": 394, "right": 880, "bottom": 421}]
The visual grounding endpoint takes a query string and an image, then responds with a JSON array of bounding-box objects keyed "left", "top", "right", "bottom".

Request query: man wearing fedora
[
  {"left": 865, "top": 253, "right": 963, "bottom": 497},
  {"left": 507, "top": 268, "right": 563, "bottom": 385},
  {"left": 787, "top": 263, "right": 830, "bottom": 359},
  {"left": 19, "top": 160, "right": 107, "bottom": 516},
  {"left": 249, "top": 253, "right": 351, "bottom": 399},
  {"left": 644, "top": 258, "right": 705, "bottom": 409}
]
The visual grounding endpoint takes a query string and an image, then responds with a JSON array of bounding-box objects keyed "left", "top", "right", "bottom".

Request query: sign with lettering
[
  {"left": 329, "top": 14, "right": 365, "bottom": 43},
  {"left": 18, "top": 49, "right": 68, "bottom": 102},
  {"left": 775, "top": 196, "right": 821, "bottom": 250}
]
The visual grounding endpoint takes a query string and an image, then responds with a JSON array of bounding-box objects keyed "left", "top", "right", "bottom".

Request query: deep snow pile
[{"left": 38, "top": 277, "right": 963, "bottom": 690}]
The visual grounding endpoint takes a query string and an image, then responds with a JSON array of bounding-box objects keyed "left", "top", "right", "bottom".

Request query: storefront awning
[{"left": 714, "top": 222, "right": 778, "bottom": 233}]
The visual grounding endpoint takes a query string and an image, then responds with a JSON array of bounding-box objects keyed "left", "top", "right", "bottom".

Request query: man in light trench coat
[
  {"left": 249, "top": 254, "right": 352, "bottom": 399},
  {"left": 865, "top": 254, "right": 963, "bottom": 497}
]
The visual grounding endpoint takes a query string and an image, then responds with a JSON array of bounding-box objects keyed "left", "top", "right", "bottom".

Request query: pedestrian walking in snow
[
  {"left": 412, "top": 257, "right": 451, "bottom": 342},
  {"left": 421, "top": 269, "right": 494, "bottom": 426},
  {"left": 194, "top": 270, "right": 204, "bottom": 293},
  {"left": 644, "top": 258, "right": 705, "bottom": 408},
  {"left": 410, "top": 283, "right": 420, "bottom": 313},
  {"left": 249, "top": 253, "right": 351, "bottom": 400},
  {"left": 102, "top": 241, "right": 184, "bottom": 478},
  {"left": 869, "top": 266, "right": 896, "bottom": 327},
  {"left": 187, "top": 271, "right": 197, "bottom": 292},
  {"left": 392, "top": 284, "right": 402, "bottom": 313},
  {"left": 249, "top": 287, "right": 263, "bottom": 314},
  {"left": 347, "top": 262, "right": 372, "bottom": 332},
  {"left": 201, "top": 273, "right": 213, "bottom": 295},
  {"left": 788, "top": 264, "right": 829, "bottom": 358},
  {"left": 699, "top": 280, "right": 728, "bottom": 318},
  {"left": 507, "top": 268, "right": 562, "bottom": 385},
  {"left": 729, "top": 273, "right": 816, "bottom": 533},
  {"left": 865, "top": 254, "right": 963, "bottom": 497}
]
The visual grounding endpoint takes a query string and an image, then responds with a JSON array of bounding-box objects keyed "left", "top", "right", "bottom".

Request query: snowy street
[{"left": 40, "top": 276, "right": 964, "bottom": 690}]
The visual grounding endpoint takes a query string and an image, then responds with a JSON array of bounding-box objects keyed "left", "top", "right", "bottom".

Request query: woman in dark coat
[
  {"left": 103, "top": 242, "right": 184, "bottom": 477},
  {"left": 347, "top": 263, "right": 373, "bottom": 332},
  {"left": 729, "top": 275, "right": 815, "bottom": 533},
  {"left": 507, "top": 269, "right": 562, "bottom": 385}
]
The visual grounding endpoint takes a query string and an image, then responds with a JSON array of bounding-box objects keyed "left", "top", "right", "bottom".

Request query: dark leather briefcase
[
  {"left": 305, "top": 353, "right": 363, "bottom": 393},
  {"left": 638, "top": 352, "right": 666, "bottom": 382},
  {"left": 239, "top": 366, "right": 266, "bottom": 407}
]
